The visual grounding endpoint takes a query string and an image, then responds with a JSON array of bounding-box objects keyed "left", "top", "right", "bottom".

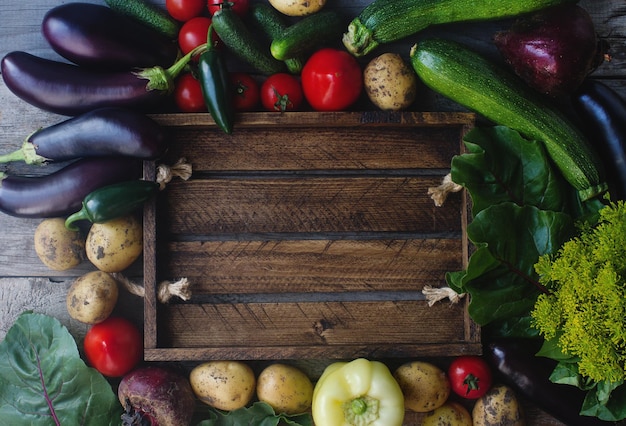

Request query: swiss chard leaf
[
  {"left": 453, "top": 203, "right": 575, "bottom": 328},
  {"left": 0, "top": 312, "right": 121, "bottom": 426},
  {"left": 452, "top": 126, "right": 574, "bottom": 214},
  {"left": 197, "top": 401, "right": 313, "bottom": 426}
]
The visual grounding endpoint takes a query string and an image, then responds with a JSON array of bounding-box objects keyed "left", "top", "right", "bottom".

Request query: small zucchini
[
  {"left": 270, "top": 10, "right": 344, "bottom": 61},
  {"left": 248, "top": 2, "right": 304, "bottom": 74},
  {"left": 104, "top": 0, "right": 180, "bottom": 40},
  {"left": 410, "top": 38, "right": 606, "bottom": 201},
  {"left": 343, "top": 0, "right": 578, "bottom": 57},
  {"left": 211, "top": 7, "right": 286, "bottom": 75}
]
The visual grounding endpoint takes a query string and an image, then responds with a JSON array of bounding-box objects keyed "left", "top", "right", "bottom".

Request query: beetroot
[
  {"left": 118, "top": 366, "right": 196, "bottom": 426},
  {"left": 494, "top": 4, "right": 608, "bottom": 97}
]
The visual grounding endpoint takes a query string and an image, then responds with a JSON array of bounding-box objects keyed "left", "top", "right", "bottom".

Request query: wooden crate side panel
[
  {"left": 162, "top": 238, "right": 464, "bottom": 294},
  {"left": 162, "top": 177, "right": 463, "bottom": 235}
]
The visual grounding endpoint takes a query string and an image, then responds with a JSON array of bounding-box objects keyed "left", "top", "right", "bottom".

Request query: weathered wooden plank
[
  {"left": 163, "top": 177, "right": 463, "bottom": 235},
  {"left": 152, "top": 300, "right": 478, "bottom": 358},
  {"left": 163, "top": 238, "right": 464, "bottom": 294}
]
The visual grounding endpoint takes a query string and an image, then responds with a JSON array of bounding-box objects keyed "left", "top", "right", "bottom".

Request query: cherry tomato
[
  {"left": 261, "top": 73, "right": 303, "bottom": 112},
  {"left": 178, "top": 16, "right": 219, "bottom": 56},
  {"left": 448, "top": 356, "right": 493, "bottom": 399},
  {"left": 230, "top": 72, "right": 260, "bottom": 111},
  {"left": 175, "top": 72, "right": 207, "bottom": 112},
  {"left": 166, "top": 0, "right": 206, "bottom": 22},
  {"left": 301, "top": 48, "right": 363, "bottom": 111},
  {"left": 83, "top": 316, "right": 142, "bottom": 377},
  {"left": 207, "top": 0, "right": 249, "bottom": 16}
]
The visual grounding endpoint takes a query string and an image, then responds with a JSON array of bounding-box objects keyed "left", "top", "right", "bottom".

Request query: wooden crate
[{"left": 143, "top": 111, "right": 479, "bottom": 362}]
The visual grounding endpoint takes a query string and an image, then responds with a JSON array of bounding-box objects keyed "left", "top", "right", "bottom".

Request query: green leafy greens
[
  {"left": 446, "top": 125, "right": 626, "bottom": 420},
  {"left": 197, "top": 401, "right": 313, "bottom": 426},
  {"left": 447, "top": 126, "right": 584, "bottom": 337},
  {"left": 0, "top": 312, "right": 122, "bottom": 425},
  {"left": 532, "top": 200, "right": 626, "bottom": 420}
]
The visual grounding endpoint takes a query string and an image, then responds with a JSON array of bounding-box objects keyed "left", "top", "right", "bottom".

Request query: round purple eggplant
[
  {"left": 0, "top": 107, "right": 167, "bottom": 165},
  {"left": 0, "top": 156, "right": 142, "bottom": 218},
  {"left": 42, "top": 3, "right": 179, "bottom": 70},
  {"left": 1, "top": 51, "right": 171, "bottom": 116}
]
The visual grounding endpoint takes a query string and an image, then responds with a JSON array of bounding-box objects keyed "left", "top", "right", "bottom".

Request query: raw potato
[
  {"left": 189, "top": 361, "right": 256, "bottom": 411},
  {"left": 86, "top": 215, "right": 143, "bottom": 273},
  {"left": 472, "top": 384, "right": 525, "bottom": 426},
  {"left": 393, "top": 361, "right": 450, "bottom": 412},
  {"left": 364, "top": 53, "right": 418, "bottom": 111},
  {"left": 256, "top": 363, "right": 314, "bottom": 414},
  {"left": 34, "top": 218, "right": 85, "bottom": 271},
  {"left": 423, "top": 401, "right": 473, "bottom": 426},
  {"left": 66, "top": 270, "right": 118, "bottom": 324},
  {"left": 268, "top": 0, "right": 326, "bottom": 16}
]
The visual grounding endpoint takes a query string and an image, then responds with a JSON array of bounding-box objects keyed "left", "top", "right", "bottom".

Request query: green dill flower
[{"left": 531, "top": 200, "right": 626, "bottom": 383}]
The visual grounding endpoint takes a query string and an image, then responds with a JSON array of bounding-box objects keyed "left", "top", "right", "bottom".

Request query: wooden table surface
[{"left": 1, "top": 1, "right": 624, "bottom": 425}]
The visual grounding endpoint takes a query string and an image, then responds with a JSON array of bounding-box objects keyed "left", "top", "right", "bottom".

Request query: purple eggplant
[
  {"left": 1, "top": 51, "right": 172, "bottom": 116},
  {"left": 42, "top": 3, "right": 178, "bottom": 70},
  {"left": 484, "top": 338, "right": 615, "bottom": 426},
  {"left": 494, "top": 4, "right": 609, "bottom": 97},
  {"left": 0, "top": 157, "right": 141, "bottom": 218},
  {"left": 573, "top": 79, "right": 626, "bottom": 201},
  {"left": 0, "top": 108, "right": 167, "bottom": 165}
]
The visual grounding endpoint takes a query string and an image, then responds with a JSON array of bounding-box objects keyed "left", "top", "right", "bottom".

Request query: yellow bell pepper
[{"left": 312, "top": 358, "right": 404, "bottom": 426}]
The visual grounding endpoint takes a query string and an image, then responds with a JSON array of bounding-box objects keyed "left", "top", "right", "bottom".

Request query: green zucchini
[
  {"left": 104, "top": 0, "right": 179, "bottom": 40},
  {"left": 270, "top": 11, "right": 344, "bottom": 61},
  {"left": 248, "top": 2, "right": 304, "bottom": 74},
  {"left": 410, "top": 38, "right": 606, "bottom": 202},
  {"left": 343, "top": 0, "right": 578, "bottom": 57},
  {"left": 211, "top": 7, "right": 286, "bottom": 75}
]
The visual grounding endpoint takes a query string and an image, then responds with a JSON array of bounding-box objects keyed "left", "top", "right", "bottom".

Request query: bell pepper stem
[{"left": 344, "top": 395, "right": 380, "bottom": 425}]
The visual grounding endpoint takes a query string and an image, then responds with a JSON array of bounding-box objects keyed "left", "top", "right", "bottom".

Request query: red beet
[
  {"left": 118, "top": 366, "right": 196, "bottom": 426},
  {"left": 494, "top": 4, "right": 608, "bottom": 97}
]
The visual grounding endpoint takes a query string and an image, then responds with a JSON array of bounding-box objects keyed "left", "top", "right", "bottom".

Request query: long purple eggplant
[
  {"left": 484, "top": 338, "right": 615, "bottom": 426},
  {"left": 0, "top": 157, "right": 141, "bottom": 218},
  {"left": 42, "top": 3, "right": 178, "bottom": 70},
  {"left": 573, "top": 79, "right": 626, "bottom": 201},
  {"left": 1, "top": 51, "right": 173, "bottom": 116},
  {"left": 0, "top": 108, "right": 167, "bottom": 165}
]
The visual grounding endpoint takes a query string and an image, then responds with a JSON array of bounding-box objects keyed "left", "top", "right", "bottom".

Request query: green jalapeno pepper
[
  {"left": 64, "top": 179, "right": 158, "bottom": 230},
  {"left": 198, "top": 26, "right": 235, "bottom": 134}
]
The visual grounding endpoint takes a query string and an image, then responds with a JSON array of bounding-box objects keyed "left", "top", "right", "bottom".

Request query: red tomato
[
  {"left": 230, "top": 72, "right": 260, "bottom": 111},
  {"left": 448, "top": 356, "right": 493, "bottom": 399},
  {"left": 166, "top": 0, "right": 206, "bottom": 22},
  {"left": 83, "top": 317, "right": 142, "bottom": 377},
  {"left": 207, "top": 0, "right": 249, "bottom": 16},
  {"left": 178, "top": 16, "right": 219, "bottom": 56},
  {"left": 301, "top": 48, "right": 363, "bottom": 111},
  {"left": 261, "top": 73, "right": 303, "bottom": 112},
  {"left": 175, "top": 72, "right": 207, "bottom": 112}
]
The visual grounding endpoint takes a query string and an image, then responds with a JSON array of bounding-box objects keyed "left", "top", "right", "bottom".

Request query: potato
[
  {"left": 34, "top": 218, "right": 85, "bottom": 271},
  {"left": 256, "top": 363, "right": 314, "bottom": 414},
  {"left": 472, "top": 384, "right": 525, "bottom": 426},
  {"left": 86, "top": 215, "right": 143, "bottom": 273},
  {"left": 189, "top": 361, "right": 256, "bottom": 411},
  {"left": 268, "top": 0, "right": 326, "bottom": 16},
  {"left": 66, "top": 270, "right": 118, "bottom": 324},
  {"left": 393, "top": 361, "right": 450, "bottom": 412},
  {"left": 423, "top": 401, "right": 473, "bottom": 426},
  {"left": 363, "top": 53, "right": 418, "bottom": 111}
]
